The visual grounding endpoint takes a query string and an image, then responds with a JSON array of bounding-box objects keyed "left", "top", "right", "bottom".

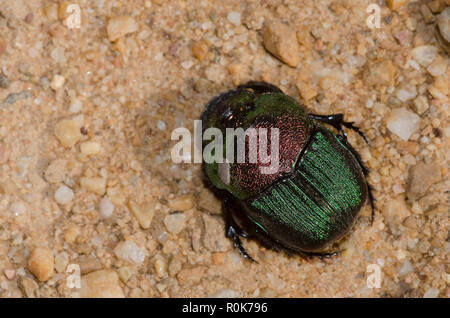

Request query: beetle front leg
[
  {"left": 309, "top": 113, "right": 368, "bottom": 144},
  {"left": 223, "top": 198, "right": 258, "bottom": 263}
]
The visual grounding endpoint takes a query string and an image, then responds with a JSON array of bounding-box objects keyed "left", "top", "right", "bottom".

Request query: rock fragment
[
  {"left": 386, "top": 107, "right": 420, "bottom": 141},
  {"left": 54, "top": 118, "right": 83, "bottom": 148},
  {"left": 164, "top": 213, "right": 187, "bottom": 234},
  {"left": 128, "top": 200, "right": 155, "bottom": 229},
  {"left": 80, "top": 177, "right": 106, "bottom": 195},
  {"left": 387, "top": 0, "right": 409, "bottom": 10},
  {"left": 107, "top": 16, "right": 139, "bottom": 42},
  {"left": 28, "top": 247, "right": 54, "bottom": 282},
  {"left": 263, "top": 21, "right": 300, "bottom": 67},
  {"left": 114, "top": 241, "right": 146, "bottom": 265},
  {"left": 54, "top": 185, "right": 74, "bottom": 205},
  {"left": 80, "top": 270, "right": 124, "bottom": 298},
  {"left": 406, "top": 163, "right": 442, "bottom": 200}
]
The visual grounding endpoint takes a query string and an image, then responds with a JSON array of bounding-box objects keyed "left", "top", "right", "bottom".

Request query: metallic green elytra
[{"left": 201, "top": 81, "right": 374, "bottom": 261}]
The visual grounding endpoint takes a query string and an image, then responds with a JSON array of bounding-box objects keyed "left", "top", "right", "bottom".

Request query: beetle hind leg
[
  {"left": 302, "top": 250, "right": 343, "bottom": 260},
  {"left": 309, "top": 113, "right": 368, "bottom": 144}
]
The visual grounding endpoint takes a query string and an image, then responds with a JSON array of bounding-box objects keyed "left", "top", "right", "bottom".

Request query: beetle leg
[
  {"left": 302, "top": 250, "right": 343, "bottom": 260},
  {"left": 238, "top": 81, "right": 283, "bottom": 94},
  {"left": 309, "top": 113, "right": 368, "bottom": 144},
  {"left": 223, "top": 199, "right": 258, "bottom": 263},
  {"left": 336, "top": 134, "right": 376, "bottom": 224}
]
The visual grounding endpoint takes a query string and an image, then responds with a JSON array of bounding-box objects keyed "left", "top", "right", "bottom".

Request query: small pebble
[
  {"left": 227, "top": 11, "right": 241, "bottom": 26},
  {"left": 78, "top": 255, "right": 102, "bottom": 275},
  {"left": 117, "top": 266, "right": 134, "bottom": 283},
  {"left": 386, "top": 107, "right": 420, "bottom": 141},
  {"left": 50, "top": 74, "right": 65, "bottom": 90},
  {"left": 64, "top": 224, "right": 80, "bottom": 243},
  {"left": 54, "top": 185, "right": 75, "bottom": 205},
  {"left": 114, "top": 241, "right": 146, "bottom": 265},
  {"left": 154, "top": 259, "right": 167, "bottom": 277},
  {"left": 192, "top": 41, "right": 208, "bottom": 60},
  {"left": 406, "top": 162, "right": 442, "bottom": 200},
  {"left": 212, "top": 289, "right": 239, "bottom": 298},
  {"left": 168, "top": 194, "right": 195, "bottom": 211},
  {"left": 412, "top": 96, "right": 429, "bottom": 115},
  {"left": 423, "top": 288, "right": 439, "bottom": 298},
  {"left": 411, "top": 45, "right": 437, "bottom": 67},
  {"left": 81, "top": 270, "right": 124, "bottom": 298},
  {"left": 54, "top": 251, "right": 69, "bottom": 273},
  {"left": 3, "top": 269, "right": 16, "bottom": 280},
  {"left": 107, "top": 186, "right": 126, "bottom": 206},
  {"left": 364, "top": 60, "right": 397, "bottom": 87},
  {"left": 426, "top": 57, "right": 447, "bottom": 76},
  {"left": 296, "top": 81, "right": 318, "bottom": 101},
  {"left": 9, "top": 202, "right": 26, "bottom": 215},
  {"left": 396, "top": 85, "right": 417, "bottom": 102},
  {"left": 54, "top": 118, "right": 83, "bottom": 148},
  {"left": 99, "top": 196, "right": 114, "bottom": 218},
  {"left": 263, "top": 20, "right": 300, "bottom": 67},
  {"left": 107, "top": 16, "right": 139, "bottom": 42},
  {"left": 27, "top": 247, "right": 54, "bottom": 282},
  {"left": 69, "top": 98, "right": 83, "bottom": 113},
  {"left": 436, "top": 8, "right": 449, "bottom": 53},
  {"left": 80, "top": 177, "right": 106, "bottom": 195},
  {"left": 164, "top": 213, "right": 187, "bottom": 234},
  {"left": 80, "top": 141, "right": 101, "bottom": 155},
  {"left": 387, "top": 0, "right": 408, "bottom": 10},
  {"left": 382, "top": 195, "right": 410, "bottom": 225},
  {"left": 177, "top": 266, "right": 207, "bottom": 286},
  {"left": 128, "top": 200, "right": 155, "bottom": 229},
  {"left": 19, "top": 277, "right": 39, "bottom": 297},
  {"left": 398, "top": 260, "right": 414, "bottom": 276}
]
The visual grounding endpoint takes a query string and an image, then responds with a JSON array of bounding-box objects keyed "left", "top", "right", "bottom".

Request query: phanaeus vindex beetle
[{"left": 201, "top": 81, "right": 374, "bottom": 262}]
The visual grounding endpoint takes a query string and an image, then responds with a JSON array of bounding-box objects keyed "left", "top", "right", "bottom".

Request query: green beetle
[{"left": 201, "top": 81, "right": 374, "bottom": 261}]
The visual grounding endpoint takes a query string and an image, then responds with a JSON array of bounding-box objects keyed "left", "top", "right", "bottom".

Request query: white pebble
[
  {"left": 50, "top": 47, "right": 66, "bottom": 64},
  {"left": 114, "top": 241, "right": 146, "bottom": 265},
  {"left": 69, "top": 98, "right": 83, "bottom": 113},
  {"left": 54, "top": 185, "right": 75, "bottom": 205},
  {"left": 80, "top": 141, "right": 101, "bottom": 155},
  {"left": 423, "top": 288, "right": 439, "bottom": 298},
  {"left": 157, "top": 120, "right": 166, "bottom": 131},
  {"left": 426, "top": 59, "right": 447, "bottom": 77},
  {"left": 106, "top": 16, "right": 139, "bottom": 42},
  {"left": 396, "top": 85, "right": 417, "bottom": 102},
  {"left": 50, "top": 74, "right": 65, "bottom": 90},
  {"left": 9, "top": 202, "right": 26, "bottom": 215},
  {"left": 386, "top": 107, "right": 421, "bottom": 141},
  {"left": 399, "top": 260, "right": 414, "bottom": 276},
  {"left": 164, "top": 213, "right": 187, "bottom": 234},
  {"left": 99, "top": 196, "right": 114, "bottom": 218},
  {"left": 411, "top": 45, "right": 437, "bottom": 67},
  {"left": 227, "top": 11, "right": 241, "bottom": 26}
]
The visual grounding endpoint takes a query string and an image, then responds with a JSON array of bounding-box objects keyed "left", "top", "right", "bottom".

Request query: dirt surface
[{"left": 0, "top": 0, "right": 448, "bottom": 298}]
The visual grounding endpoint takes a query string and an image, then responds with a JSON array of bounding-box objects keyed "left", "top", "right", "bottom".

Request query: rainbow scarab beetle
[{"left": 201, "top": 81, "right": 374, "bottom": 262}]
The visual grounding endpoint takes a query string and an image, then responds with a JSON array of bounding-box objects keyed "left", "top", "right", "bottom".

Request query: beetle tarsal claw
[{"left": 232, "top": 235, "right": 257, "bottom": 263}]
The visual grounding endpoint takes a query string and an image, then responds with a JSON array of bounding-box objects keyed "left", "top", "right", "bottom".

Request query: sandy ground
[{"left": 0, "top": 0, "right": 448, "bottom": 298}]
